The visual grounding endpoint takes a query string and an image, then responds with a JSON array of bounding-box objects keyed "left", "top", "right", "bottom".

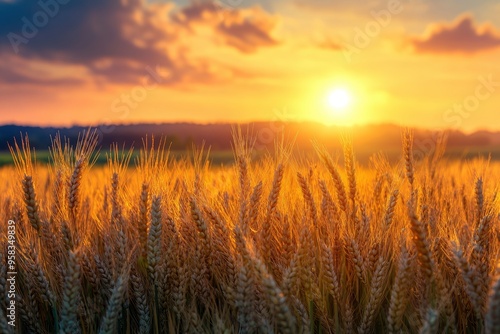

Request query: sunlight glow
[{"left": 327, "top": 88, "right": 352, "bottom": 111}]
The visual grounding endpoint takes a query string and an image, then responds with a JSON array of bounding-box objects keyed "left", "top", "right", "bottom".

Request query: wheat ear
[
  {"left": 59, "top": 251, "right": 81, "bottom": 334},
  {"left": 147, "top": 196, "right": 162, "bottom": 285},
  {"left": 409, "top": 212, "right": 433, "bottom": 280},
  {"left": 98, "top": 274, "right": 129, "bottom": 334},
  {"left": 131, "top": 269, "right": 151, "bottom": 334},
  {"left": 387, "top": 244, "right": 412, "bottom": 333},
  {"left": 254, "top": 257, "right": 297, "bottom": 334},
  {"left": 419, "top": 308, "right": 439, "bottom": 334},
  {"left": 0, "top": 307, "right": 14, "bottom": 334},
  {"left": 22, "top": 175, "right": 41, "bottom": 233},
  {"left": 486, "top": 272, "right": 500, "bottom": 334},
  {"left": 67, "top": 158, "right": 83, "bottom": 218},
  {"left": 358, "top": 256, "right": 389, "bottom": 334}
]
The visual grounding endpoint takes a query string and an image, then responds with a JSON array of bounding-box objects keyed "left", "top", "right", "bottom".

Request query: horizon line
[{"left": 0, "top": 121, "right": 497, "bottom": 135}]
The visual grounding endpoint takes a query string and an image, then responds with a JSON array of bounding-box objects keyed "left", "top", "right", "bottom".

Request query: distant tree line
[{"left": 0, "top": 123, "right": 497, "bottom": 153}]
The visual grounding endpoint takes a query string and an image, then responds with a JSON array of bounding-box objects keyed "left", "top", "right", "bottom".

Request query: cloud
[
  {"left": 0, "top": 0, "right": 279, "bottom": 86},
  {"left": 0, "top": 1, "right": 175, "bottom": 80},
  {"left": 411, "top": 15, "right": 500, "bottom": 54},
  {"left": 0, "top": 65, "right": 83, "bottom": 86},
  {"left": 293, "top": 0, "right": 398, "bottom": 14},
  {"left": 173, "top": 1, "right": 279, "bottom": 53},
  {"left": 316, "top": 37, "right": 343, "bottom": 51},
  {"left": 0, "top": 53, "right": 86, "bottom": 86}
]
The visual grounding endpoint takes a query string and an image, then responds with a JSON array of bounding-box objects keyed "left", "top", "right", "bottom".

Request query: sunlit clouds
[{"left": 0, "top": 0, "right": 499, "bottom": 131}]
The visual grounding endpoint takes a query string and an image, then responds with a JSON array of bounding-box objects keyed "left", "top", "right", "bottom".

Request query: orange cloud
[
  {"left": 0, "top": 0, "right": 279, "bottom": 87},
  {"left": 173, "top": 2, "right": 279, "bottom": 54},
  {"left": 316, "top": 37, "right": 343, "bottom": 51},
  {"left": 411, "top": 15, "right": 500, "bottom": 54}
]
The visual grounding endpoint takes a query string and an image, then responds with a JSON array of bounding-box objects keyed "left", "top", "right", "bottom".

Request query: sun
[{"left": 327, "top": 88, "right": 352, "bottom": 111}]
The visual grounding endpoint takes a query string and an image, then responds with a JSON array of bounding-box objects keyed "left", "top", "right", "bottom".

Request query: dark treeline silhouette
[{"left": 0, "top": 122, "right": 499, "bottom": 153}]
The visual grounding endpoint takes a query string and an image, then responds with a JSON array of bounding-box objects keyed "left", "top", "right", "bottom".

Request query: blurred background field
[
  {"left": 1, "top": 122, "right": 500, "bottom": 167},
  {"left": 2, "top": 147, "right": 500, "bottom": 167}
]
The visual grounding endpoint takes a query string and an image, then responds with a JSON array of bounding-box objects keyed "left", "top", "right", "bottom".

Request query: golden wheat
[{"left": 0, "top": 128, "right": 499, "bottom": 333}]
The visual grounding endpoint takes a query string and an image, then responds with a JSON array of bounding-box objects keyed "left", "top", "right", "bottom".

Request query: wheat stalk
[
  {"left": 59, "top": 250, "right": 81, "bottom": 334},
  {"left": 453, "top": 245, "right": 484, "bottom": 318},
  {"left": 316, "top": 148, "right": 348, "bottom": 214},
  {"left": 26, "top": 243, "right": 56, "bottom": 306},
  {"left": 138, "top": 182, "right": 150, "bottom": 257},
  {"left": 131, "top": 269, "right": 151, "bottom": 334},
  {"left": 419, "top": 308, "right": 439, "bottom": 334},
  {"left": 384, "top": 189, "right": 399, "bottom": 228},
  {"left": 403, "top": 128, "right": 415, "bottom": 188},
  {"left": 358, "top": 256, "right": 389, "bottom": 333},
  {"left": 409, "top": 212, "right": 433, "bottom": 280},
  {"left": 148, "top": 195, "right": 162, "bottom": 285},
  {"left": 0, "top": 307, "right": 14, "bottom": 334},
  {"left": 254, "top": 257, "right": 296, "bottom": 334},
  {"left": 297, "top": 172, "right": 318, "bottom": 224},
  {"left": 67, "top": 158, "right": 84, "bottom": 218},
  {"left": 342, "top": 135, "right": 357, "bottom": 206},
  {"left": 345, "top": 237, "right": 367, "bottom": 284},
  {"left": 387, "top": 243, "right": 412, "bottom": 333},
  {"left": 98, "top": 274, "right": 129, "bottom": 334},
  {"left": 319, "top": 179, "right": 339, "bottom": 222},
  {"left": 475, "top": 177, "right": 484, "bottom": 220},
  {"left": 486, "top": 272, "right": 500, "bottom": 334},
  {"left": 244, "top": 181, "right": 263, "bottom": 234},
  {"left": 261, "top": 163, "right": 284, "bottom": 261},
  {"left": 22, "top": 175, "right": 41, "bottom": 233}
]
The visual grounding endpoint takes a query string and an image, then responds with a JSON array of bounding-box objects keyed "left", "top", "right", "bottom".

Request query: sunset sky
[{"left": 1, "top": 0, "right": 500, "bottom": 131}]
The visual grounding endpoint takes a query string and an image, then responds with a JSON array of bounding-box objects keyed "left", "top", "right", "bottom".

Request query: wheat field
[{"left": 0, "top": 129, "right": 499, "bottom": 334}]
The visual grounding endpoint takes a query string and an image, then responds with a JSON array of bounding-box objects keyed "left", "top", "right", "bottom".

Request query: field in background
[
  {"left": 0, "top": 150, "right": 235, "bottom": 167},
  {"left": 1, "top": 146, "right": 500, "bottom": 167},
  {"left": 0, "top": 129, "right": 500, "bottom": 333}
]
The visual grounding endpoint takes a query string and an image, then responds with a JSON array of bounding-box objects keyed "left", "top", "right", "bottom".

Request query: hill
[{"left": 0, "top": 122, "right": 499, "bottom": 163}]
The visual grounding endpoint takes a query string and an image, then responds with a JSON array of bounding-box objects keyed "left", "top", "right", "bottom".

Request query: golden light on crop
[{"left": 326, "top": 88, "right": 352, "bottom": 112}]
